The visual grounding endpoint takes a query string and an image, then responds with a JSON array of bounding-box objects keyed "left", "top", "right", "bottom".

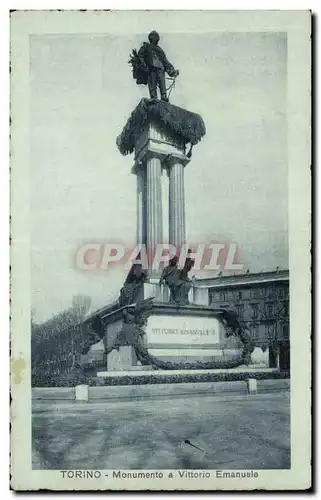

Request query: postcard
[{"left": 10, "top": 10, "right": 311, "bottom": 491}]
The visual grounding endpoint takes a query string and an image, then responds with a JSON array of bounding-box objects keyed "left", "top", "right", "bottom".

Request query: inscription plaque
[{"left": 146, "top": 314, "right": 220, "bottom": 345}]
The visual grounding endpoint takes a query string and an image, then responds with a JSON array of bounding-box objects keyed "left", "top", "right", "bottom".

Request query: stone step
[
  {"left": 97, "top": 367, "right": 277, "bottom": 377},
  {"left": 120, "top": 365, "right": 153, "bottom": 371}
]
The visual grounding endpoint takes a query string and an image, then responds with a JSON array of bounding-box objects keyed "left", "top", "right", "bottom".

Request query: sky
[{"left": 30, "top": 32, "right": 288, "bottom": 322}]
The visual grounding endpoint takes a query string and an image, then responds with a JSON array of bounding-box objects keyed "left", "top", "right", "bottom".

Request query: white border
[{"left": 6, "top": 2, "right": 309, "bottom": 496}]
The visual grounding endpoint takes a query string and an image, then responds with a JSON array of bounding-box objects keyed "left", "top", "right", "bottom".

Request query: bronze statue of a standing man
[{"left": 129, "top": 31, "right": 179, "bottom": 102}]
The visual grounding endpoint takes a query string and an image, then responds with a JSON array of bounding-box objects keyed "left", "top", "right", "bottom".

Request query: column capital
[
  {"left": 143, "top": 148, "right": 168, "bottom": 163},
  {"left": 164, "top": 152, "right": 191, "bottom": 169},
  {"left": 132, "top": 148, "right": 168, "bottom": 175},
  {"left": 132, "top": 120, "right": 190, "bottom": 173}
]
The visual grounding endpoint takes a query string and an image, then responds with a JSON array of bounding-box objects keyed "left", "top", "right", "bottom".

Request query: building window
[
  {"left": 237, "top": 291, "right": 242, "bottom": 301},
  {"left": 251, "top": 287, "right": 262, "bottom": 299},
  {"left": 236, "top": 304, "right": 244, "bottom": 317},
  {"left": 267, "top": 303, "right": 274, "bottom": 319},
  {"left": 283, "top": 301, "right": 289, "bottom": 317},
  {"left": 250, "top": 323, "right": 259, "bottom": 341},
  {"left": 264, "top": 324, "right": 270, "bottom": 339},
  {"left": 252, "top": 303, "right": 259, "bottom": 319},
  {"left": 265, "top": 323, "right": 276, "bottom": 341},
  {"left": 283, "top": 324, "right": 289, "bottom": 338},
  {"left": 220, "top": 291, "right": 226, "bottom": 302}
]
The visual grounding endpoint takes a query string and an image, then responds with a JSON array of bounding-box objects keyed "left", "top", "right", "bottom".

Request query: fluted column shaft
[
  {"left": 136, "top": 170, "right": 146, "bottom": 245},
  {"left": 169, "top": 161, "right": 185, "bottom": 249},
  {"left": 146, "top": 155, "right": 163, "bottom": 275}
]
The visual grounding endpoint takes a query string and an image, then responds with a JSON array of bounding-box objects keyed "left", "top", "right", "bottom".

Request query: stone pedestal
[
  {"left": 143, "top": 279, "right": 168, "bottom": 302},
  {"left": 102, "top": 316, "right": 138, "bottom": 372},
  {"left": 93, "top": 300, "right": 246, "bottom": 377},
  {"left": 192, "top": 286, "right": 209, "bottom": 306},
  {"left": 107, "top": 346, "right": 137, "bottom": 371},
  {"left": 142, "top": 303, "right": 243, "bottom": 365},
  {"left": 93, "top": 301, "right": 281, "bottom": 381},
  {"left": 247, "top": 378, "right": 258, "bottom": 395},
  {"left": 75, "top": 384, "right": 89, "bottom": 402}
]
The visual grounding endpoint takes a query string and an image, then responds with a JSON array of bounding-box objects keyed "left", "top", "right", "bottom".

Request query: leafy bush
[{"left": 32, "top": 370, "right": 289, "bottom": 388}]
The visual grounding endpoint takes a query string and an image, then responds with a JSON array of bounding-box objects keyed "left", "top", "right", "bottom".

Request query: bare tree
[{"left": 72, "top": 295, "right": 92, "bottom": 321}]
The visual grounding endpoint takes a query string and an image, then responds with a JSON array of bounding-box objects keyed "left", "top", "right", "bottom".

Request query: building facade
[{"left": 196, "top": 269, "right": 290, "bottom": 370}]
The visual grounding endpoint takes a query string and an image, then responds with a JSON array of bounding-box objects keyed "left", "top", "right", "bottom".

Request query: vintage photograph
[{"left": 10, "top": 10, "right": 311, "bottom": 490}]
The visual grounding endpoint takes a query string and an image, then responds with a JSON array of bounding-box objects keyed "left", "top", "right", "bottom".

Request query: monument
[{"left": 79, "top": 32, "right": 267, "bottom": 379}]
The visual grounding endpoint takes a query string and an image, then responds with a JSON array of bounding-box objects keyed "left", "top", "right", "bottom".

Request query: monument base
[
  {"left": 94, "top": 300, "right": 248, "bottom": 373},
  {"left": 83, "top": 284, "right": 271, "bottom": 376}
]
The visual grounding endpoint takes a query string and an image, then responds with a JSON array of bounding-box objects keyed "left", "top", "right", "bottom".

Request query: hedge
[{"left": 32, "top": 370, "right": 289, "bottom": 388}]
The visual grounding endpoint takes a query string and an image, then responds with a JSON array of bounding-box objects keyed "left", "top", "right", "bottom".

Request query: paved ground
[{"left": 32, "top": 392, "right": 290, "bottom": 470}]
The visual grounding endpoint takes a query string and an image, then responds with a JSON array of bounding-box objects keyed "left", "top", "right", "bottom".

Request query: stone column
[
  {"left": 136, "top": 170, "right": 146, "bottom": 244},
  {"left": 169, "top": 160, "right": 186, "bottom": 249},
  {"left": 146, "top": 154, "right": 163, "bottom": 276}
]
